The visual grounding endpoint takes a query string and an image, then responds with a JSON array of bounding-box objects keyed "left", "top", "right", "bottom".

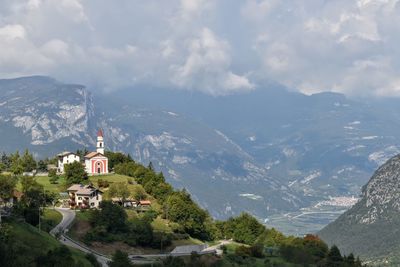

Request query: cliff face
[
  {"left": 319, "top": 154, "right": 400, "bottom": 265},
  {"left": 0, "top": 76, "right": 97, "bottom": 155}
]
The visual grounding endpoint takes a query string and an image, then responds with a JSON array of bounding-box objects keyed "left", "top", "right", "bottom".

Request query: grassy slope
[
  {"left": 6, "top": 219, "right": 93, "bottom": 266},
  {"left": 41, "top": 208, "right": 63, "bottom": 232},
  {"left": 220, "top": 243, "right": 301, "bottom": 267}
]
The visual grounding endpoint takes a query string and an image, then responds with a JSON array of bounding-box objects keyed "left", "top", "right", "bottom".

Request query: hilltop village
[{"left": 0, "top": 131, "right": 365, "bottom": 267}]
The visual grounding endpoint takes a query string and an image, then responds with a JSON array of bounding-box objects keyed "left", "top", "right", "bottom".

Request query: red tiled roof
[
  {"left": 97, "top": 129, "right": 103, "bottom": 137},
  {"left": 84, "top": 151, "right": 105, "bottom": 158},
  {"left": 139, "top": 200, "right": 151, "bottom": 205}
]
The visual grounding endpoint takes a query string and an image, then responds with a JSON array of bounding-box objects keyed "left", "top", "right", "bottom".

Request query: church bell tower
[{"left": 96, "top": 129, "right": 105, "bottom": 155}]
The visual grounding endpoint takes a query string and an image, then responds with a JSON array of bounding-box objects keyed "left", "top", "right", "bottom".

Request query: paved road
[
  {"left": 49, "top": 208, "right": 75, "bottom": 236},
  {"left": 51, "top": 208, "right": 110, "bottom": 267},
  {"left": 52, "top": 208, "right": 218, "bottom": 266},
  {"left": 203, "top": 240, "right": 233, "bottom": 255}
]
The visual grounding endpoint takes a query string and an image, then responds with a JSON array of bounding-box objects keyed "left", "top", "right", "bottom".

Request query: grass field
[
  {"left": 89, "top": 173, "right": 133, "bottom": 184},
  {"left": 35, "top": 175, "right": 67, "bottom": 193},
  {"left": 6, "top": 219, "right": 93, "bottom": 266},
  {"left": 41, "top": 208, "right": 63, "bottom": 232}
]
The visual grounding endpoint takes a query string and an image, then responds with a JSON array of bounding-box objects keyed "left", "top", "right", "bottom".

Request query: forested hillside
[{"left": 1, "top": 150, "right": 366, "bottom": 266}]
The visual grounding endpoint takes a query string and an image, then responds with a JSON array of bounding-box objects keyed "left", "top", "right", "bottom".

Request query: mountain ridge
[
  {"left": 319, "top": 153, "right": 400, "bottom": 265},
  {"left": 4, "top": 75, "right": 400, "bottom": 235},
  {"left": 0, "top": 76, "right": 304, "bottom": 222}
]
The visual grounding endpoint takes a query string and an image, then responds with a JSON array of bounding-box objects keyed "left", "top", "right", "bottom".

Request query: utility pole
[{"left": 38, "top": 202, "right": 41, "bottom": 231}]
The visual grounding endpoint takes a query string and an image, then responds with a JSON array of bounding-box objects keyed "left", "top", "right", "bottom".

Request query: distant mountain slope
[
  {"left": 319, "top": 154, "right": 400, "bottom": 265},
  {"left": 102, "top": 107, "right": 303, "bottom": 218},
  {"left": 0, "top": 76, "right": 303, "bottom": 221},
  {"left": 4, "top": 76, "right": 400, "bottom": 235},
  {"left": 109, "top": 84, "right": 400, "bottom": 234},
  {"left": 0, "top": 76, "right": 96, "bottom": 155}
]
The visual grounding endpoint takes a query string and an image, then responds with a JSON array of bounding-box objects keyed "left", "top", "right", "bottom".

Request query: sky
[{"left": 1, "top": 0, "right": 400, "bottom": 97}]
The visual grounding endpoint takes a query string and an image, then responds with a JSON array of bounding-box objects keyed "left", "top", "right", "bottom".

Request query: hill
[
  {"left": 1, "top": 151, "right": 365, "bottom": 267},
  {"left": 319, "top": 154, "right": 400, "bottom": 266},
  {"left": 0, "top": 218, "right": 94, "bottom": 266}
]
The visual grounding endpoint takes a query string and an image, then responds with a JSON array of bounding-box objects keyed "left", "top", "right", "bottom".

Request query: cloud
[
  {"left": 0, "top": 0, "right": 400, "bottom": 97},
  {"left": 171, "top": 28, "right": 254, "bottom": 95}
]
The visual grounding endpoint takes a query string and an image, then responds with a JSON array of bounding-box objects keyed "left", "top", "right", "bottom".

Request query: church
[
  {"left": 84, "top": 129, "right": 109, "bottom": 175},
  {"left": 57, "top": 129, "right": 109, "bottom": 175}
]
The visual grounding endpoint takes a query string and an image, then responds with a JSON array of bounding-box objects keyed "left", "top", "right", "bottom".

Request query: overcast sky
[{"left": 1, "top": 0, "right": 400, "bottom": 97}]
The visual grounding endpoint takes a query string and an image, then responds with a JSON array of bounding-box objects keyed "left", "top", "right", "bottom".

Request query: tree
[
  {"left": 0, "top": 153, "right": 11, "bottom": 170},
  {"left": 109, "top": 250, "right": 132, "bottom": 267},
  {"left": 165, "top": 191, "right": 210, "bottom": 239},
  {"left": 35, "top": 246, "right": 77, "bottom": 267},
  {"left": 147, "top": 161, "right": 154, "bottom": 171},
  {"left": 15, "top": 177, "right": 53, "bottom": 226},
  {"left": 128, "top": 218, "right": 153, "bottom": 246},
  {"left": 37, "top": 160, "right": 47, "bottom": 172},
  {"left": 303, "top": 234, "right": 328, "bottom": 262},
  {"left": 0, "top": 175, "right": 16, "bottom": 202},
  {"left": 90, "top": 201, "right": 127, "bottom": 233},
  {"left": 0, "top": 175, "right": 17, "bottom": 224},
  {"left": 327, "top": 245, "right": 343, "bottom": 267},
  {"left": 10, "top": 156, "right": 23, "bottom": 175},
  {"left": 132, "top": 186, "right": 146, "bottom": 201},
  {"left": 85, "top": 253, "right": 101, "bottom": 267},
  {"left": 105, "top": 151, "right": 134, "bottom": 171},
  {"left": 21, "top": 149, "right": 36, "bottom": 172},
  {"left": 219, "top": 213, "right": 265, "bottom": 245},
  {"left": 64, "top": 161, "right": 88, "bottom": 185},
  {"left": 345, "top": 253, "right": 355, "bottom": 265},
  {"left": 48, "top": 169, "right": 59, "bottom": 184},
  {"left": 108, "top": 182, "right": 130, "bottom": 202}
]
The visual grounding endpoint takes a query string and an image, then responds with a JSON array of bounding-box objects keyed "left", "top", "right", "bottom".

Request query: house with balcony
[{"left": 67, "top": 184, "right": 103, "bottom": 209}]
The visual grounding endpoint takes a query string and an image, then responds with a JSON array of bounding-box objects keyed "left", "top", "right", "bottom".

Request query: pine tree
[{"left": 327, "top": 245, "right": 343, "bottom": 267}]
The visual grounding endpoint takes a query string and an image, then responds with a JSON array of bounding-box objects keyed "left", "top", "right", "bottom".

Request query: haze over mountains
[{"left": 2, "top": 76, "right": 400, "bottom": 235}]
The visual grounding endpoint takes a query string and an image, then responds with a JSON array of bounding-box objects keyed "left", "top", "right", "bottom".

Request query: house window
[
  {"left": 91, "top": 203, "right": 95, "bottom": 206},
  {"left": 96, "top": 195, "right": 99, "bottom": 200},
  {"left": 97, "top": 162, "right": 101, "bottom": 166},
  {"left": 100, "top": 143, "right": 103, "bottom": 147},
  {"left": 78, "top": 197, "right": 82, "bottom": 200}
]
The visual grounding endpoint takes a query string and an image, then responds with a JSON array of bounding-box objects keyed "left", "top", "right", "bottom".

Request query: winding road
[
  {"left": 50, "top": 208, "right": 110, "bottom": 267},
  {"left": 51, "top": 208, "right": 220, "bottom": 266}
]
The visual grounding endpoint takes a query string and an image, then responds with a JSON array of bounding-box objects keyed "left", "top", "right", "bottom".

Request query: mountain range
[
  {"left": 2, "top": 76, "right": 400, "bottom": 235},
  {"left": 319, "top": 154, "right": 400, "bottom": 266}
]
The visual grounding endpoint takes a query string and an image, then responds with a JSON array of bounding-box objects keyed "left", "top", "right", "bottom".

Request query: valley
[{"left": 2, "top": 76, "right": 400, "bottom": 236}]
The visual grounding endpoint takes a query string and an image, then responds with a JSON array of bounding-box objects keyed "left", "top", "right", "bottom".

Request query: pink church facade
[{"left": 84, "top": 129, "right": 109, "bottom": 175}]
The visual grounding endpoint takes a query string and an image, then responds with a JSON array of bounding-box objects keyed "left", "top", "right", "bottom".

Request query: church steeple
[{"left": 96, "top": 129, "right": 105, "bottom": 154}]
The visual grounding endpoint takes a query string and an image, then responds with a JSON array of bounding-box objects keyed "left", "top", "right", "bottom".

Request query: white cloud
[
  {"left": 0, "top": 0, "right": 400, "bottom": 97},
  {"left": 171, "top": 28, "right": 254, "bottom": 95},
  {"left": 0, "top": 24, "right": 26, "bottom": 40}
]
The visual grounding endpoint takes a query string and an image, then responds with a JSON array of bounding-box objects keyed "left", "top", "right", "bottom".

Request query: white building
[
  {"left": 84, "top": 129, "right": 109, "bottom": 175},
  {"left": 67, "top": 184, "right": 103, "bottom": 209},
  {"left": 57, "top": 152, "right": 80, "bottom": 173}
]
